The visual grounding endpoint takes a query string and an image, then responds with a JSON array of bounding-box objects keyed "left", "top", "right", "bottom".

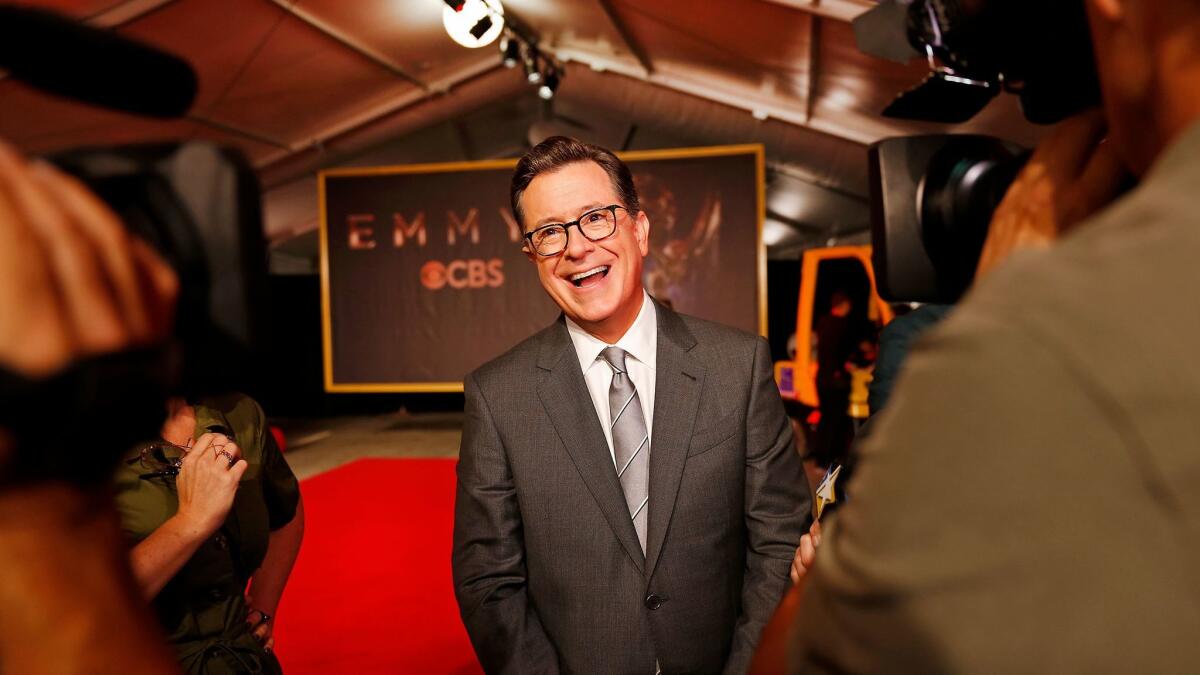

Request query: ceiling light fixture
[
  {"left": 500, "top": 35, "right": 520, "bottom": 68},
  {"left": 538, "top": 69, "right": 560, "bottom": 100},
  {"left": 442, "top": 0, "right": 504, "bottom": 49},
  {"left": 494, "top": 20, "right": 565, "bottom": 99},
  {"left": 525, "top": 53, "right": 543, "bottom": 84}
]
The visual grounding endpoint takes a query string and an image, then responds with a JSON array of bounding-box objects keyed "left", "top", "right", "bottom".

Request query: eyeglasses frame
[
  {"left": 522, "top": 203, "right": 629, "bottom": 257},
  {"left": 126, "top": 439, "right": 192, "bottom": 480}
]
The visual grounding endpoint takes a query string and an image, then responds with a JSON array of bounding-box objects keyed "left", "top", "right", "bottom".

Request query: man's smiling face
[{"left": 520, "top": 160, "right": 650, "bottom": 343}]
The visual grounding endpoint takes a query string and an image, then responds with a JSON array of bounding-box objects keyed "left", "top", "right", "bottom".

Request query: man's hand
[
  {"left": 0, "top": 141, "right": 178, "bottom": 379},
  {"left": 975, "top": 110, "right": 1130, "bottom": 281},
  {"left": 791, "top": 520, "right": 822, "bottom": 584},
  {"left": 174, "top": 433, "right": 247, "bottom": 538}
]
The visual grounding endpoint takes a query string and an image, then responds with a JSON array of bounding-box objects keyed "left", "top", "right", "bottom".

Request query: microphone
[{"left": 0, "top": 4, "right": 197, "bottom": 119}]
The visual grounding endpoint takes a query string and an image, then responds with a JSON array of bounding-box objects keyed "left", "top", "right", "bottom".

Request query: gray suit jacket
[{"left": 453, "top": 301, "right": 810, "bottom": 674}]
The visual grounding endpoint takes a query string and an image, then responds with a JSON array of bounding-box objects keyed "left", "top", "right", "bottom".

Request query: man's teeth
[{"left": 570, "top": 266, "right": 609, "bottom": 284}]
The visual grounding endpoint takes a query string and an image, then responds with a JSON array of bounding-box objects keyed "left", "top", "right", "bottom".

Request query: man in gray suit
[{"left": 453, "top": 136, "right": 809, "bottom": 674}]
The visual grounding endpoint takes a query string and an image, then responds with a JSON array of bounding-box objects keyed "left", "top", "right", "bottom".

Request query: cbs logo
[{"left": 421, "top": 258, "right": 505, "bottom": 291}]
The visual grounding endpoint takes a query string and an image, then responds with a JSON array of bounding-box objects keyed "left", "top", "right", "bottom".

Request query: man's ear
[
  {"left": 518, "top": 222, "right": 536, "bottom": 260},
  {"left": 635, "top": 210, "right": 651, "bottom": 256}
]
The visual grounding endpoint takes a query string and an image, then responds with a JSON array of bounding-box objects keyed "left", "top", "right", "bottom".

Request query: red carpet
[{"left": 272, "top": 458, "right": 482, "bottom": 674}]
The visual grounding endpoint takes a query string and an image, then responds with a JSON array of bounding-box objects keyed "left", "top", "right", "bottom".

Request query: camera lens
[{"left": 919, "top": 137, "right": 1029, "bottom": 298}]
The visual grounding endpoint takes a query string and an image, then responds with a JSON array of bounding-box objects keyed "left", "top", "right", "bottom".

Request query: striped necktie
[{"left": 601, "top": 346, "right": 649, "bottom": 553}]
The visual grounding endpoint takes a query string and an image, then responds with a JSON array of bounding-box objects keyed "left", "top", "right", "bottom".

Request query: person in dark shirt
[
  {"left": 812, "top": 291, "right": 857, "bottom": 467},
  {"left": 867, "top": 304, "right": 953, "bottom": 415}
]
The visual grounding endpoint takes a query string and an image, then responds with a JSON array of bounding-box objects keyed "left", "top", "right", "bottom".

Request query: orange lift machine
[{"left": 775, "top": 245, "right": 894, "bottom": 421}]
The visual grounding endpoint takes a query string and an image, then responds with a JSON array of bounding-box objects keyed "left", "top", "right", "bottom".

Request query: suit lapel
[
  {"left": 646, "top": 302, "right": 705, "bottom": 578},
  {"left": 536, "top": 318, "right": 646, "bottom": 573}
]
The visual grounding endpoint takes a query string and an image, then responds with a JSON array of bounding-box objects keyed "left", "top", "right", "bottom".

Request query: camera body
[
  {"left": 883, "top": 0, "right": 1100, "bottom": 124},
  {"left": 0, "top": 7, "right": 266, "bottom": 486},
  {"left": 859, "top": 0, "right": 1101, "bottom": 302},
  {"left": 50, "top": 142, "right": 267, "bottom": 396},
  {"left": 0, "top": 142, "right": 267, "bottom": 487},
  {"left": 870, "top": 135, "right": 1027, "bottom": 303}
]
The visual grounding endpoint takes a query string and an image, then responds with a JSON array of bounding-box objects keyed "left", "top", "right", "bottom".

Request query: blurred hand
[
  {"left": 174, "top": 433, "right": 247, "bottom": 538},
  {"left": 976, "top": 110, "right": 1130, "bottom": 281},
  {"left": 791, "top": 519, "right": 822, "bottom": 584},
  {"left": 0, "top": 141, "right": 178, "bottom": 379}
]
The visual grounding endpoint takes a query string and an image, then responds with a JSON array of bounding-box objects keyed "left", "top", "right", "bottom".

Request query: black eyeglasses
[
  {"left": 523, "top": 204, "right": 627, "bottom": 257},
  {"left": 126, "top": 440, "right": 191, "bottom": 480}
]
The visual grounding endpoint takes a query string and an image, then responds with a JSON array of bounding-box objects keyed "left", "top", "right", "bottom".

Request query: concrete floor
[{"left": 276, "top": 411, "right": 464, "bottom": 480}]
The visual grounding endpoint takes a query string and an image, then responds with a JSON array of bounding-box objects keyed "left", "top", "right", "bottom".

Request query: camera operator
[
  {"left": 793, "top": 0, "right": 1200, "bottom": 670},
  {"left": 0, "top": 140, "right": 181, "bottom": 673}
]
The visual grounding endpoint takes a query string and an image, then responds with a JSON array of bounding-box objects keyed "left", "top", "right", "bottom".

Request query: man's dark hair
[{"left": 510, "top": 136, "right": 640, "bottom": 230}]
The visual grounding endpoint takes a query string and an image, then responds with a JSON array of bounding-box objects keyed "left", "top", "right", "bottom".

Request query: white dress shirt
[{"left": 565, "top": 291, "right": 657, "bottom": 466}]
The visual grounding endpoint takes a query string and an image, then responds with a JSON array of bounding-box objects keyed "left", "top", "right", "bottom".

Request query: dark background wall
[{"left": 258, "top": 260, "right": 801, "bottom": 418}]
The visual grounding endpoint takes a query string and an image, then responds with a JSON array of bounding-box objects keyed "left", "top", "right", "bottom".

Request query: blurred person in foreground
[
  {"left": 0, "top": 141, "right": 182, "bottom": 674},
  {"left": 452, "top": 136, "right": 809, "bottom": 674},
  {"left": 117, "top": 391, "right": 304, "bottom": 674},
  {"left": 793, "top": 0, "right": 1200, "bottom": 671}
]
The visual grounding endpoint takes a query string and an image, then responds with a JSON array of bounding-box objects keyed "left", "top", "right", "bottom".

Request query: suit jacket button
[{"left": 645, "top": 594, "right": 663, "bottom": 610}]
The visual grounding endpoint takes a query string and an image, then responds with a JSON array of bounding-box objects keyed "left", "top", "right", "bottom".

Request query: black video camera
[
  {"left": 0, "top": 6, "right": 266, "bottom": 486},
  {"left": 858, "top": 0, "right": 1101, "bottom": 302}
]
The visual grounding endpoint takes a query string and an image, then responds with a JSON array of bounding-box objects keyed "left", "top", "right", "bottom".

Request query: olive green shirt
[{"left": 115, "top": 393, "right": 300, "bottom": 675}]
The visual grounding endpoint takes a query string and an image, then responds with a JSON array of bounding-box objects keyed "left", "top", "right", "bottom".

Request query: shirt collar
[{"left": 565, "top": 291, "right": 658, "bottom": 373}]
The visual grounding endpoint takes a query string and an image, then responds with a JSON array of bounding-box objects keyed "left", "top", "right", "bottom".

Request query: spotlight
[
  {"left": 525, "top": 55, "right": 542, "bottom": 84},
  {"left": 442, "top": 0, "right": 504, "bottom": 49},
  {"left": 538, "top": 69, "right": 560, "bottom": 100},
  {"left": 501, "top": 36, "right": 520, "bottom": 68}
]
